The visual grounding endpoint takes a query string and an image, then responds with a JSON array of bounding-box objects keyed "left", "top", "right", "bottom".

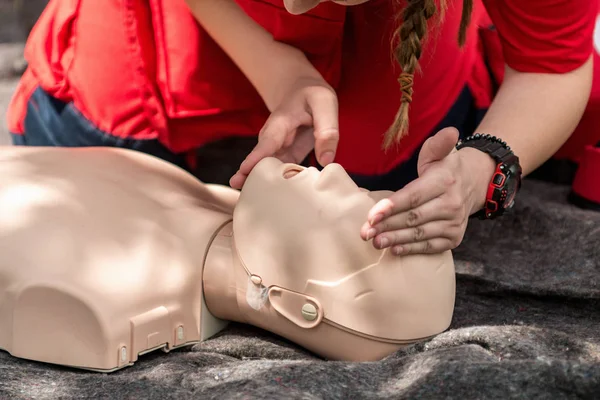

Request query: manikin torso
[{"left": 0, "top": 147, "right": 455, "bottom": 372}]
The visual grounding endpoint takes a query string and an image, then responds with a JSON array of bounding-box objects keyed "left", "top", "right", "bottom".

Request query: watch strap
[
  {"left": 456, "top": 134, "right": 523, "bottom": 219},
  {"left": 456, "top": 134, "right": 520, "bottom": 167}
]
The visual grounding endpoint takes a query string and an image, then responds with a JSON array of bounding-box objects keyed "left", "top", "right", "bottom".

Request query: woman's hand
[
  {"left": 230, "top": 77, "right": 340, "bottom": 189},
  {"left": 360, "top": 128, "right": 495, "bottom": 255}
]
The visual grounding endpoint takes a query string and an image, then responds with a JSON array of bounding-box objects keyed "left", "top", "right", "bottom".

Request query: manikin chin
[{"left": 0, "top": 147, "right": 456, "bottom": 372}]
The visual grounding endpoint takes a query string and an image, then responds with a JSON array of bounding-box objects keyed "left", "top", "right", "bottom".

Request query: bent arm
[
  {"left": 461, "top": 0, "right": 597, "bottom": 213},
  {"left": 184, "top": 0, "right": 326, "bottom": 111},
  {"left": 460, "top": 57, "right": 594, "bottom": 213}
]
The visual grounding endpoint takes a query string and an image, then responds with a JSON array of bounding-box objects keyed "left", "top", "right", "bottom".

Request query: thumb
[
  {"left": 306, "top": 88, "right": 339, "bottom": 166},
  {"left": 417, "top": 127, "right": 459, "bottom": 175}
]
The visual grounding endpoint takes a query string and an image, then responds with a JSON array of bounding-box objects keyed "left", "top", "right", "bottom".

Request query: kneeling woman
[{"left": 6, "top": 0, "right": 596, "bottom": 256}]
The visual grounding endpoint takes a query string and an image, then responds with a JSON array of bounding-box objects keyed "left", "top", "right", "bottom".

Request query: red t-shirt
[
  {"left": 7, "top": 0, "right": 597, "bottom": 175},
  {"left": 479, "top": 0, "right": 600, "bottom": 163}
]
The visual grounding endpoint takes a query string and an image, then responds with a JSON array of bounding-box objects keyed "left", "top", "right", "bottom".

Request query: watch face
[{"left": 504, "top": 174, "right": 519, "bottom": 207}]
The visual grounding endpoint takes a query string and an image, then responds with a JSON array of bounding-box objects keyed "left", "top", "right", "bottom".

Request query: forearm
[
  {"left": 459, "top": 56, "right": 594, "bottom": 212},
  {"left": 184, "top": 0, "right": 325, "bottom": 111}
]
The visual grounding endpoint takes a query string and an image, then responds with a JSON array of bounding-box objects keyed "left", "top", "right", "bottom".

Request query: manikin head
[{"left": 232, "top": 157, "right": 455, "bottom": 343}]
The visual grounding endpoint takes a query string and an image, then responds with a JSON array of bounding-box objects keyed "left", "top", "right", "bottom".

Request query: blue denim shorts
[
  {"left": 12, "top": 86, "right": 485, "bottom": 190},
  {"left": 12, "top": 87, "right": 190, "bottom": 171}
]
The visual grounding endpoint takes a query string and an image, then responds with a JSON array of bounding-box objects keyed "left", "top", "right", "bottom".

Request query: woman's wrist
[
  {"left": 457, "top": 147, "right": 497, "bottom": 215},
  {"left": 185, "top": 0, "right": 326, "bottom": 112},
  {"left": 267, "top": 62, "right": 331, "bottom": 111}
]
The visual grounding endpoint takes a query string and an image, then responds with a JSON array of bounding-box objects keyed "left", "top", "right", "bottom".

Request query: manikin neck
[
  {"left": 200, "top": 220, "right": 418, "bottom": 362},
  {"left": 202, "top": 221, "right": 248, "bottom": 323}
]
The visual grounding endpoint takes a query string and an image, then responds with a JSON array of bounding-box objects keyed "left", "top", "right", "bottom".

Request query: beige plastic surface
[
  {"left": 0, "top": 146, "right": 230, "bottom": 372},
  {"left": 204, "top": 157, "right": 456, "bottom": 361},
  {"left": 0, "top": 147, "right": 455, "bottom": 370}
]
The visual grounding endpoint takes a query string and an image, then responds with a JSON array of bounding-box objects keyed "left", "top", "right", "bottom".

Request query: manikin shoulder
[
  {"left": 0, "top": 145, "right": 235, "bottom": 287},
  {"left": 0, "top": 146, "right": 239, "bottom": 213},
  {"left": 0, "top": 147, "right": 233, "bottom": 370}
]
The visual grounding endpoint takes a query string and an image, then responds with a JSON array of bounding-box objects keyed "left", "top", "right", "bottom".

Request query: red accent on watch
[
  {"left": 484, "top": 164, "right": 507, "bottom": 216},
  {"left": 457, "top": 134, "right": 522, "bottom": 219}
]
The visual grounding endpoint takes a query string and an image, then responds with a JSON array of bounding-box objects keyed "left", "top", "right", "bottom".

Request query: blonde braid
[{"left": 383, "top": 0, "right": 475, "bottom": 150}]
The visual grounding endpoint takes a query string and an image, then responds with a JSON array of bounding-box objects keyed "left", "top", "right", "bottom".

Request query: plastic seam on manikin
[
  {"left": 234, "top": 241, "right": 423, "bottom": 337},
  {"left": 231, "top": 237, "right": 267, "bottom": 321},
  {"left": 323, "top": 318, "right": 437, "bottom": 344},
  {"left": 303, "top": 250, "right": 387, "bottom": 288},
  {"left": 14, "top": 280, "right": 110, "bottom": 331},
  {"left": 201, "top": 219, "right": 235, "bottom": 325},
  {"left": 307, "top": 249, "right": 453, "bottom": 342},
  {"left": 10, "top": 281, "right": 110, "bottom": 363}
]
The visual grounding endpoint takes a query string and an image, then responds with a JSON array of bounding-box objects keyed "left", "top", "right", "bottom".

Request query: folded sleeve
[{"left": 483, "top": 0, "right": 598, "bottom": 73}]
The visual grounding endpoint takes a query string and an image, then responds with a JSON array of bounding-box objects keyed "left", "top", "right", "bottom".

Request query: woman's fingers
[
  {"left": 306, "top": 87, "right": 339, "bottom": 166},
  {"left": 369, "top": 220, "right": 464, "bottom": 251},
  {"left": 237, "top": 116, "right": 293, "bottom": 177},
  {"left": 366, "top": 170, "right": 453, "bottom": 226},
  {"left": 361, "top": 196, "right": 460, "bottom": 240},
  {"left": 231, "top": 109, "right": 310, "bottom": 189},
  {"left": 389, "top": 237, "right": 458, "bottom": 255},
  {"left": 231, "top": 83, "right": 340, "bottom": 189}
]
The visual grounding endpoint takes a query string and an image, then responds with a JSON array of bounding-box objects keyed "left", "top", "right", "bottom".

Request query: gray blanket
[{"left": 0, "top": 178, "right": 599, "bottom": 399}]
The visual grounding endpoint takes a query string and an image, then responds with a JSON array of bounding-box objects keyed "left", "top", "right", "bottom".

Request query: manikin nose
[
  {"left": 282, "top": 165, "right": 305, "bottom": 179},
  {"left": 316, "top": 163, "right": 357, "bottom": 193}
]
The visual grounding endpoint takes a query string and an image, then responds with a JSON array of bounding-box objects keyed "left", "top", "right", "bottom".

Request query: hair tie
[{"left": 399, "top": 72, "right": 414, "bottom": 103}]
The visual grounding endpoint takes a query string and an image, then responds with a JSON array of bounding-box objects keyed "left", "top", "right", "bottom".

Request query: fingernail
[
  {"left": 392, "top": 246, "right": 404, "bottom": 255},
  {"left": 369, "top": 213, "right": 384, "bottom": 226},
  {"left": 378, "top": 237, "right": 389, "bottom": 248},
  {"left": 319, "top": 151, "right": 334, "bottom": 166},
  {"left": 366, "top": 228, "right": 376, "bottom": 240}
]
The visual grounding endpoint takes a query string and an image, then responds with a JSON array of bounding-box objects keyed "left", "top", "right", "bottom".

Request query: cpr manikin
[{"left": 0, "top": 147, "right": 455, "bottom": 372}]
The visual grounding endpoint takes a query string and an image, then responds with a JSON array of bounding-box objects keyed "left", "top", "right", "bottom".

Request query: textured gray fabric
[
  {"left": 0, "top": 179, "right": 599, "bottom": 399},
  {"left": 0, "top": 0, "right": 48, "bottom": 43}
]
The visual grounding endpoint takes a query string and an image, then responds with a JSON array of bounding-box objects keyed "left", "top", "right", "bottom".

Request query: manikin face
[
  {"left": 283, "top": 0, "right": 371, "bottom": 14},
  {"left": 233, "top": 158, "right": 456, "bottom": 341},
  {"left": 233, "top": 157, "right": 393, "bottom": 287}
]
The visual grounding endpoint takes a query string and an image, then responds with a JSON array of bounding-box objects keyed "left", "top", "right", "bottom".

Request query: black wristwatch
[{"left": 456, "top": 134, "right": 523, "bottom": 219}]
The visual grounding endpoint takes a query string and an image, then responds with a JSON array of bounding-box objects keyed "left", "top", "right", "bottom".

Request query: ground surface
[
  {"left": 0, "top": 43, "right": 22, "bottom": 145},
  {"left": 0, "top": 78, "right": 18, "bottom": 145},
  {"left": 0, "top": 163, "right": 598, "bottom": 399},
  {"left": 1, "top": 43, "right": 599, "bottom": 400}
]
